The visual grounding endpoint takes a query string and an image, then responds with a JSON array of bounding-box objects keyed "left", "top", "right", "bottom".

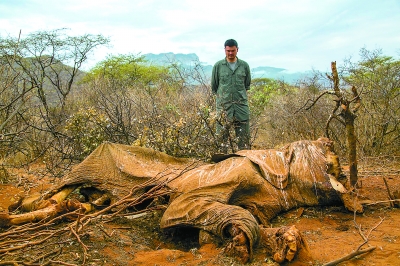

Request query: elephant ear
[
  {"left": 236, "top": 150, "right": 289, "bottom": 189},
  {"left": 328, "top": 175, "right": 348, "bottom": 193}
]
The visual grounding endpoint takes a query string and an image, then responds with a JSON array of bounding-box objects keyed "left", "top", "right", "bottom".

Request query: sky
[{"left": 1, "top": 0, "right": 399, "bottom": 72}]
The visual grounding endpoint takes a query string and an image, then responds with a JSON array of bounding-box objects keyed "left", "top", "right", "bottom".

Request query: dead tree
[{"left": 302, "top": 61, "right": 361, "bottom": 187}]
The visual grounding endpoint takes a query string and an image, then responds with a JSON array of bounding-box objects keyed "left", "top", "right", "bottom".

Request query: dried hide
[{"left": 1, "top": 138, "right": 361, "bottom": 264}]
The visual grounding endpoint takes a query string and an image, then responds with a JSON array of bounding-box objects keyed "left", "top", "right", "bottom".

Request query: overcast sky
[{"left": 1, "top": 0, "right": 399, "bottom": 72}]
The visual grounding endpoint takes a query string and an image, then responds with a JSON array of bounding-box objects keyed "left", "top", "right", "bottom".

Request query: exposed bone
[
  {"left": 1, "top": 186, "right": 85, "bottom": 227},
  {"left": 92, "top": 193, "right": 111, "bottom": 206},
  {"left": 16, "top": 185, "right": 78, "bottom": 212},
  {"left": 1, "top": 199, "right": 84, "bottom": 226}
]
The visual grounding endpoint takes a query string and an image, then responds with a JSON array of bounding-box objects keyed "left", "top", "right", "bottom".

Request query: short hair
[{"left": 224, "top": 39, "right": 238, "bottom": 47}]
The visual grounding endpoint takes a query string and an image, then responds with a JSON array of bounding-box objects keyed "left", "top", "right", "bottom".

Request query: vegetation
[
  {"left": 0, "top": 29, "right": 109, "bottom": 175},
  {"left": 1, "top": 30, "right": 399, "bottom": 178}
]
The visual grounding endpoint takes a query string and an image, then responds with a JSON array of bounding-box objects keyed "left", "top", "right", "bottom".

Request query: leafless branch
[
  {"left": 323, "top": 215, "right": 383, "bottom": 265},
  {"left": 322, "top": 246, "right": 376, "bottom": 266},
  {"left": 295, "top": 91, "right": 334, "bottom": 114}
]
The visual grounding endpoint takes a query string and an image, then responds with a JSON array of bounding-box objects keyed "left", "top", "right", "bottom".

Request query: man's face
[{"left": 225, "top": 46, "right": 238, "bottom": 62}]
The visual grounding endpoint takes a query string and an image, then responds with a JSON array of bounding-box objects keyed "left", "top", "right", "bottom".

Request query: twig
[
  {"left": 382, "top": 177, "right": 395, "bottom": 207},
  {"left": 75, "top": 207, "right": 83, "bottom": 232},
  {"left": 362, "top": 217, "right": 384, "bottom": 242},
  {"left": 323, "top": 215, "right": 384, "bottom": 265},
  {"left": 49, "top": 261, "right": 78, "bottom": 266},
  {"left": 68, "top": 224, "right": 88, "bottom": 265},
  {"left": 28, "top": 246, "right": 62, "bottom": 263},
  {"left": 116, "top": 205, "right": 167, "bottom": 218},
  {"left": 0, "top": 261, "right": 22, "bottom": 266},
  {"left": 295, "top": 91, "right": 332, "bottom": 113},
  {"left": 0, "top": 228, "right": 68, "bottom": 253},
  {"left": 96, "top": 224, "right": 113, "bottom": 238},
  {"left": 322, "top": 246, "right": 376, "bottom": 266}
]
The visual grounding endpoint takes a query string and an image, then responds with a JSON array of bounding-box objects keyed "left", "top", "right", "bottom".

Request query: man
[{"left": 211, "top": 39, "right": 251, "bottom": 152}]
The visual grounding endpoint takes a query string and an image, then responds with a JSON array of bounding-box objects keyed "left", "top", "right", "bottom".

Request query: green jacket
[{"left": 211, "top": 57, "right": 251, "bottom": 121}]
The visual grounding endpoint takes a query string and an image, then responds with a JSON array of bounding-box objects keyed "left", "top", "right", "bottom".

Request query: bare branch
[
  {"left": 350, "top": 85, "right": 361, "bottom": 113},
  {"left": 295, "top": 90, "right": 334, "bottom": 114},
  {"left": 382, "top": 177, "right": 395, "bottom": 207},
  {"left": 323, "top": 216, "right": 383, "bottom": 265},
  {"left": 325, "top": 100, "right": 342, "bottom": 137},
  {"left": 322, "top": 246, "right": 376, "bottom": 266}
]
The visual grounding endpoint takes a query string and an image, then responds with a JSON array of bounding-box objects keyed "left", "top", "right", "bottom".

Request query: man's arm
[
  {"left": 245, "top": 63, "right": 251, "bottom": 90},
  {"left": 211, "top": 64, "right": 219, "bottom": 94}
]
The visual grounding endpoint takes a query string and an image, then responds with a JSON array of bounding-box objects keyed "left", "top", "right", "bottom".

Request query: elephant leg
[
  {"left": 259, "top": 225, "right": 312, "bottom": 264},
  {"left": 198, "top": 221, "right": 252, "bottom": 264},
  {"left": 161, "top": 199, "right": 260, "bottom": 263},
  {"left": 223, "top": 223, "right": 251, "bottom": 264}
]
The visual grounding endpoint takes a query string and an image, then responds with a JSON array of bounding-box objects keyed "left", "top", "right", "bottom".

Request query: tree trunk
[
  {"left": 330, "top": 61, "right": 359, "bottom": 187},
  {"left": 344, "top": 111, "right": 358, "bottom": 186}
]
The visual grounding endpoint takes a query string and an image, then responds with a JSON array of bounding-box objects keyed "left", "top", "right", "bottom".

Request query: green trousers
[{"left": 216, "top": 118, "right": 250, "bottom": 153}]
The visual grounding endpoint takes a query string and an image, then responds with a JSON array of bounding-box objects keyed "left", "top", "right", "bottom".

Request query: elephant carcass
[
  {"left": 0, "top": 138, "right": 361, "bottom": 264},
  {"left": 159, "top": 137, "right": 360, "bottom": 262}
]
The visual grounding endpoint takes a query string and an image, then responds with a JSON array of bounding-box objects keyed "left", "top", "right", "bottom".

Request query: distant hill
[
  {"left": 144, "top": 52, "right": 200, "bottom": 66},
  {"left": 143, "top": 53, "right": 311, "bottom": 84},
  {"left": 251, "top": 66, "right": 311, "bottom": 83}
]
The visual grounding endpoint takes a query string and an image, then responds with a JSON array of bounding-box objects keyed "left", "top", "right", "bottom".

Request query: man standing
[{"left": 211, "top": 39, "right": 251, "bottom": 152}]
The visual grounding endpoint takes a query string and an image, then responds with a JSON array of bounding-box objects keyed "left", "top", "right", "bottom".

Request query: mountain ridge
[{"left": 143, "top": 52, "right": 311, "bottom": 83}]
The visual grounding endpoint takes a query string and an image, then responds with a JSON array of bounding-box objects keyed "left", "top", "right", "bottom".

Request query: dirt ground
[{"left": 0, "top": 157, "right": 399, "bottom": 266}]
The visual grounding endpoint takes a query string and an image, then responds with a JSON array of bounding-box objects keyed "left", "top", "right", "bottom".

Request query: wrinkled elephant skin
[{"left": 1, "top": 138, "right": 362, "bottom": 264}]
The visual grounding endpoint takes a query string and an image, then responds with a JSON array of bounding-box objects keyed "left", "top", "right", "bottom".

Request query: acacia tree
[
  {"left": 0, "top": 32, "right": 33, "bottom": 159},
  {"left": 0, "top": 29, "right": 109, "bottom": 112},
  {"left": 0, "top": 29, "right": 109, "bottom": 167},
  {"left": 343, "top": 49, "right": 400, "bottom": 156}
]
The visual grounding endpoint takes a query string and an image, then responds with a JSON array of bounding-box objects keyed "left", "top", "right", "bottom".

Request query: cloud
[{"left": 1, "top": 0, "right": 399, "bottom": 71}]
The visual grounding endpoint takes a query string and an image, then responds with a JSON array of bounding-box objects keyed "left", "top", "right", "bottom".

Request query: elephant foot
[
  {"left": 223, "top": 224, "right": 250, "bottom": 264},
  {"left": 259, "top": 225, "right": 312, "bottom": 264}
]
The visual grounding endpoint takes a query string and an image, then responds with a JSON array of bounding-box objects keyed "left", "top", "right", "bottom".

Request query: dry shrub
[
  {"left": 251, "top": 77, "right": 338, "bottom": 150},
  {"left": 76, "top": 73, "right": 222, "bottom": 160}
]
